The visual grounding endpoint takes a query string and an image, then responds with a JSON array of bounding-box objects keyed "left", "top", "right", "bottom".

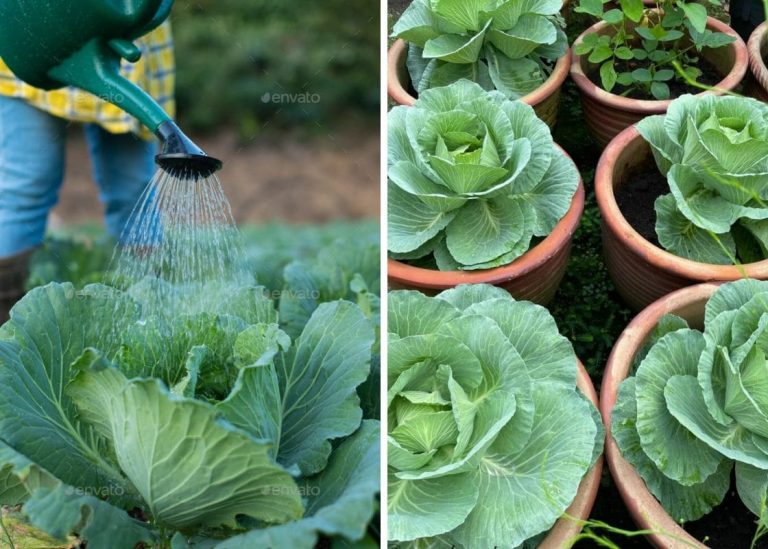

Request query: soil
[
  {"left": 614, "top": 166, "right": 668, "bottom": 246},
  {"left": 578, "top": 470, "right": 768, "bottom": 548},
  {"left": 573, "top": 470, "right": 649, "bottom": 548},
  {"left": 588, "top": 58, "right": 723, "bottom": 100},
  {"left": 684, "top": 478, "right": 768, "bottom": 548},
  {"left": 51, "top": 126, "right": 380, "bottom": 228}
]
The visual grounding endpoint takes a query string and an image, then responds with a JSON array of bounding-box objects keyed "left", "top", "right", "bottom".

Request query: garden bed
[{"left": 5, "top": 219, "right": 381, "bottom": 549}]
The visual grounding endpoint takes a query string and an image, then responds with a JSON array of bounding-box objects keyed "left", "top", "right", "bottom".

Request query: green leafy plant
[
  {"left": 612, "top": 279, "right": 768, "bottom": 531},
  {"left": 25, "top": 235, "right": 115, "bottom": 291},
  {"left": 574, "top": 0, "right": 734, "bottom": 99},
  {"left": 172, "top": 0, "right": 379, "bottom": 135},
  {"left": 636, "top": 94, "right": 768, "bottom": 264},
  {"left": 387, "top": 284, "right": 603, "bottom": 547},
  {"left": 388, "top": 79, "right": 579, "bottom": 270},
  {"left": 392, "top": 0, "right": 567, "bottom": 98},
  {"left": 0, "top": 280, "right": 379, "bottom": 548}
]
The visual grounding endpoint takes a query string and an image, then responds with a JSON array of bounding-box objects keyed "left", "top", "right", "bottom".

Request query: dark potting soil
[
  {"left": 578, "top": 470, "right": 768, "bottom": 548},
  {"left": 684, "top": 480, "right": 768, "bottom": 548},
  {"left": 614, "top": 166, "right": 668, "bottom": 246},
  {"left": 588, "top": 58, "right": 723, "bottom": 100}
]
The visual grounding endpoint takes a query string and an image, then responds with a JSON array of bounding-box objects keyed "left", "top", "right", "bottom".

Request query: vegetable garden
[
  {"left": 388, "top": 0, "right": 768, "bottom": 547},
  {"left": 0, "top": 222, "right": 381, "bottom": 548}
]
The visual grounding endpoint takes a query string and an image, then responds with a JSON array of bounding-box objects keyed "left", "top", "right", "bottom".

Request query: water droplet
[{"left": 108, "top": 167, "right": 254, "bottom": 329}]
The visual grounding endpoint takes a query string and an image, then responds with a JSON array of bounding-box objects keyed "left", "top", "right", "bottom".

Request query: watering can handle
[{"left": 133, "top": 0, "right": 175, "bottom": 38}]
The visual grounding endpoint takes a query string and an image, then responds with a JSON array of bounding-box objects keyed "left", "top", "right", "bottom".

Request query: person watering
[{"left": 0, "top": 22, "right": 174, "bottom": 320}]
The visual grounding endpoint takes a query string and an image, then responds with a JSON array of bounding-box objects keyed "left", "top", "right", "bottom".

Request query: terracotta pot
[
  {"left": 387, "top": 39, "right": 571, "bottom": 128},
  {"left": 747, "top": 22, "right": 768, "bottom": 101},
  {"left": 601, "top": 282, "right": 720, "bottom": 549},
  {"left": 571, "top": 16, "right": 748, "bottom": 147},
  {"left": 595, "top": 125, "right": 768, "bottom": 311},
  {"left": 388, "top": 147, "right": 584, "bottom": 305},
  {"left": 540, "top": 360, "right": 604, "bottom": 548}
]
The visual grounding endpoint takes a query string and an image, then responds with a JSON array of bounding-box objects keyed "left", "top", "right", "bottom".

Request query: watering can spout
[{"left": 155, "top": 121, "right": 223, "bottom": 178}]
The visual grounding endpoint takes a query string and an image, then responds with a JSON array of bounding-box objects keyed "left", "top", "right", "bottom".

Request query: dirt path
[{"left": 53, "top": 127, "right": 380, "bottom": 226}]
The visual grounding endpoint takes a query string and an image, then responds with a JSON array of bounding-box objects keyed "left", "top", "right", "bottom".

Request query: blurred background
[{"left": 52, "top": 0, "right": 380, "bottom": 227}]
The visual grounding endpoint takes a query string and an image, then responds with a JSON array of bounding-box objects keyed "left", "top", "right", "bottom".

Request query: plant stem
[{"left": 0, "top": 511, "right": 15, "bottom": 549}]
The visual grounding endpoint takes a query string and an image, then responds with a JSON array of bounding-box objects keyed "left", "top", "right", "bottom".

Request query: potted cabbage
[
  {"left": 387, "top": 0, "right": 571, "bottom": 127},
  {"left": 387, "top": 79, "right": 583, "bottom": 304},
  {"left": 388, "top": 284, "right": 603, "bottom": 548},
  {"left": 595, "top": 94, "right": 768, "bottom": 310},
  {"left": 603, "top": 279, "right": 768, "bottom": 547}
]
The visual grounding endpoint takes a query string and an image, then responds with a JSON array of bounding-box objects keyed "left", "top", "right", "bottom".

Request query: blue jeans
[{"left": 0, "top": 97, "right": 157, "bottom": 258}]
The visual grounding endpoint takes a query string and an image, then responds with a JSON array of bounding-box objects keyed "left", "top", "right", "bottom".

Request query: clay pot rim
[
  {"left": 595, "top": 125, "right": 768, "bottom": 280},
  {"left": 540, "top": 359, "right": 604, "bottom": 548},
  {"left": 388, "top": 145, "right": 585, "bottom": 290},
  {"left": 748, "top": 22, "right": 768, "bottom": 92},
  {"left": 570, "top": 16, "right": 748, "bottom": 113},
  {"left": 387, "top": 38, "right": 572, "bottom": 107},
  {"left": 600, "top": 282, "right": 721, "bottom": 549}
]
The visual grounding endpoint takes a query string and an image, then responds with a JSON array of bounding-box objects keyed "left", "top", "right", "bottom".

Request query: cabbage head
[
  {"left": 388, "top": 79, "right": 579, "bottom": 270},
  {"left": 0, "top": 281, "right": 379, "bottom": 549},
  {"left": 637, "top": 95, "right": 768, "bottom": 264},
  {"left": 392, "top": 0, "right": 567, "bottom": 98},
  {"left": 387, "top": 284, "right": 603, "bottom": 547},
  {"left": 612, "top": 279, "right": 768, "bottom": 524}
]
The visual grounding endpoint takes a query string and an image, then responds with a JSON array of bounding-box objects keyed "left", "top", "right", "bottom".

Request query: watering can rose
[{"left": 388, "top": 79, "right": 579, "bottom": 270}]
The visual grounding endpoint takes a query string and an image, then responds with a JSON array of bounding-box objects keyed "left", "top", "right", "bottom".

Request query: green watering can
[{"left": 0, "top": 0, "right": 221, "bottom": 176}]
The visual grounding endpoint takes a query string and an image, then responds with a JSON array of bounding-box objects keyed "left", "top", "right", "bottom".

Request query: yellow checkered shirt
[{"left": 0, "top": 22, "right": 175, "bottom": 140}]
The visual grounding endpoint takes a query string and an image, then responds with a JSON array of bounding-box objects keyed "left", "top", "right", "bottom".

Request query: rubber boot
[{"left": 0, "top": 249, "right": 34, "bottom": 323}]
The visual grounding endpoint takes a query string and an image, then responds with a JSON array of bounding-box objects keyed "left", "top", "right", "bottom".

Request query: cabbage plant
[
  {"left": 392, "top": 0, "right": 567, "bottom": 98},
  {"left": 0, "top": 281, "right": 379, "bottom": 548},
  {"left": 613, "top": 279, "right": 768, "bottom": 524},
  {"left": 388, "top": 79, "right": 579, "bottom": 270},
  {"left": 387, "top": 284, "right": 603, "bottom": 547},
  {"left": 636, "top": 94, "right": 768, "bottom": 264}
]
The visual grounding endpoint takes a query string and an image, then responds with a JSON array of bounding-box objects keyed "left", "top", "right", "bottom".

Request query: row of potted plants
[
  {"left": 387, "top": 279, "right": 768, "bottom": 547},
  {"left": 385, "top": 89, "right": 768, "bottom": 546},
  {"left": 387, "top": 2, "right": 768, "bottom": 545},
  {"left": 388, "top": 0, "right": 768, "bottom": 311},
  {"left": 389, "top": 0, "right": 767, "bottom": 144},
  {"left": 385, "top": 81, "right": 768, "bottom": 548},
  {"left": 388, "top": 79, "right": 768, "bottom": 312}
]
